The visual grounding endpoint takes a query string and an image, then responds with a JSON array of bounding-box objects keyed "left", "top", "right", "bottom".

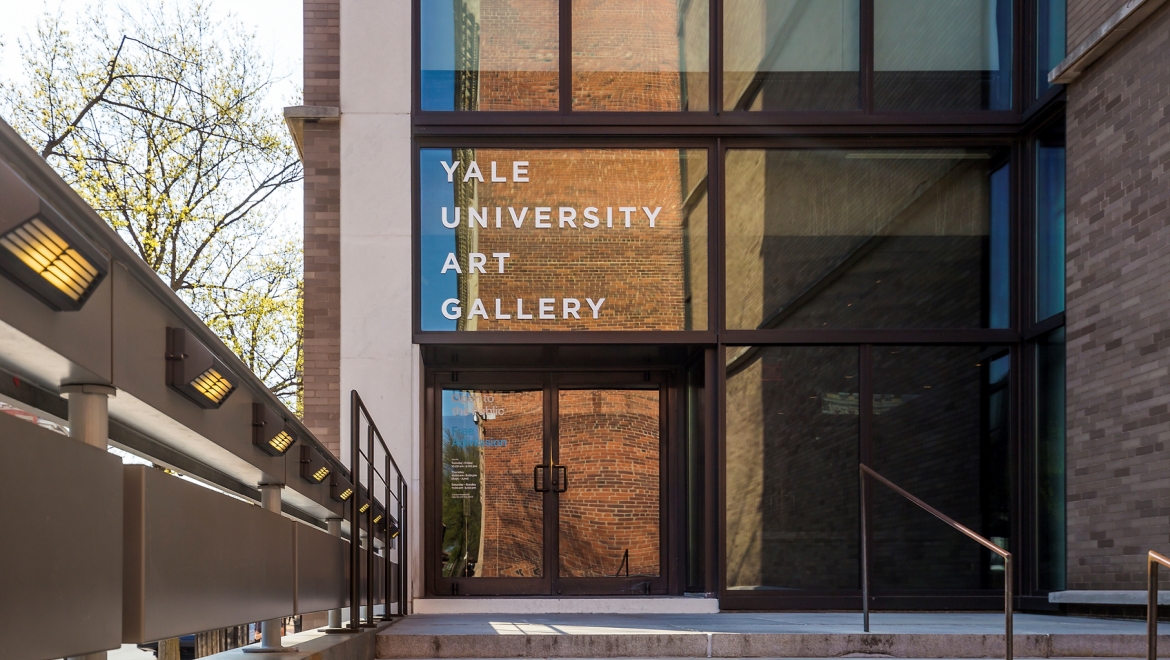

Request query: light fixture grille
[
  {"left": 191, "top": 368, "right": 234, "bottom": 404},
  {"left": 1, "top": 218, "right": 99, "bottom": 301},
  {"left": 311, "top": 466, "right": 330, "bottom": 482},
  {"left": 373, "top": 514, "right": 383, "bottom": 524},
  {"left": 359, "top": 502, "right": 370, "bottom": 513},
  {"left": 269, "top": 430, "right": 294, "bottom": 454},
  {"left": 338, "top": 487, "right": 353, "bottom": 501}
]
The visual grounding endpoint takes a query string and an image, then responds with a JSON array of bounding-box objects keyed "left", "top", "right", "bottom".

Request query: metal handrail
[
  {"left": 860, "top": 464, "right": 1013, "bottom": 660},
  {"left": 346, "top": 390, "right": 409, "bottom": 631},
  {"left": 1148, "top": 551, "right": 1169, "bottom": 660}
]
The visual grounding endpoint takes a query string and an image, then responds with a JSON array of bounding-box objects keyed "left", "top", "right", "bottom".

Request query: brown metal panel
[
  {"left": 0, "top": 413, "right": 122, "bottom": 660},
  {"left": 122, "top": 465, "right": 295, "bottom": 643},
  {"left": 295, "top": 523, "right": 349, "bottom": 614}
]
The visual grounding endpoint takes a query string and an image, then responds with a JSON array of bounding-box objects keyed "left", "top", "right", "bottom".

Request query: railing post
[
  {"left": 1151, "top": 554, "right": 1159, "bottom": 660},
  {"left": 365, "top": 424, "right": 376, "bottom": 627},
  {"left": 244, "top": 485, "right": 298, "bottom": 653},
  {"left": 62, "top": 384, "right": 116, "bottom": 660},
  {"left": 326, "top": 518, "right": 343, "bottom": 629},
  {"left": 860, "top": 466, "right": 869, "bottom": 633},
  {"left": 350, "top": 392, "right": 360, "bottom": 631},
  {"left": 1005, "top": 554, "right": 1013, "bottom": 660}
]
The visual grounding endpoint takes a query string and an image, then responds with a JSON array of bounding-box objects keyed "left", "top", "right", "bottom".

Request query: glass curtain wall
[
  {"left": 724, "top": 149, "right": 1010, "bottom": 330},
  {"left": 1032, "top": 122, "right": 1066, "bottom": 592},
  {"left": 874, "top": 0, "right": 1013, "bottom": 111},
  {"left": 723, "top": 0, "right": 860, "bottom": 111},
  {"left": 725, "top": 346, "right": 860, "bottom": 592},
  {"left": 871, "top": 348, "right": 1011, "bottom": 590},
  {"left": 1036, "top": 0, "right": 1066, "bottom": 96},
  {"left": 421, "top": 0, "right": 561, "bottom": 111}
]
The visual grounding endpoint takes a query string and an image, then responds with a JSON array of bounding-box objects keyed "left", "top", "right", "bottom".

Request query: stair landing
[{"left": 376, "top": 612, "right": 1168, "bottom": 658}]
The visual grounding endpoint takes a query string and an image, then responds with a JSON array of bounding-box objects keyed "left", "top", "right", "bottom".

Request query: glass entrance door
[
  {"left": 555, "top": 387, "right": 664, "bottom": 595},
  {"left": 434, "top": 374, "right": 668, "bottom": 596}
]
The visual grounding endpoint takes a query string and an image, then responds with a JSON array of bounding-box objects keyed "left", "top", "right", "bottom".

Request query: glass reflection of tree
[{"left": 441, "top": 422, "right": 484, "bottom": 578}]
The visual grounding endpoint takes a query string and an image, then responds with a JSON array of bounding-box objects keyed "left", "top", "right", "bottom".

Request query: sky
[{"left": 0, "top": 0, "right": 305, "bottom": 231}]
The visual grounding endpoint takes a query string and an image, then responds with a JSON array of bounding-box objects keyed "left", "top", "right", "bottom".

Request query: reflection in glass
[
  {"left": 1036, "top": 0, "right": 1066, "bottom": 96},
  {"left": 558, "top": 389, "right": 660, "bottom": 578},
  {"left": 1036, "top": 136, "right": 1066, "bottom": 321},
  {"left": 1035, "top": 328, "right": 1066, "bottom": 591},
  {"left": 420, "top": 0, "right": 559, "bottom": 111},
  {"left": 441, "top": 389, "right": 544, "bottom": 578},
  {"left": 725, "top": 346, "right": 859, "bottom": 591},
  {"left": 573, "top": 0, "right": 709, "bottom": 111},
  {"left": 724, "top": 0, "right": 860, "bottom": 111},
  {"left": 419, "top": 148, "right": 709, "bottom": 331},
  {"left": 725, "top": 149, "right": 1010, "bottom": 329},
  {"left": 874, "top": 0, "right": 1012, "bottom": 111},
  {"left": 871, "top": 347, "right": 1010, "bottom": 590}
]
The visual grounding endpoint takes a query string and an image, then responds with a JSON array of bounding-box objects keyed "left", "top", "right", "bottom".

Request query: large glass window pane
[
  {"left": 1036, "top": 135, "right": 1066, "bottom": 321},
  {"left": 419, "top": 148, "right": 709, "bottom": 331},
  {"left": 1036, "top": 0, "right": 1066, "bottom": 96},
  {"left": 1035, "top": 328, "right": 1066, "bottom": 591},
  {"left": 421, "top": 0, "right": 559, "bottom": 111},
  {"left": 724, "top": 0, "right": 860, "bottom": 111},
  {"left": 725, "top": 346, "right": 859, "bottom": 591},
  {"left": 871, "top": 347, "right": 1011, "bottom": 590},
  {"left": 874, "top": 0, "right": 1012, "bottom": 111},
  {"left": 573, "top": 1, "right": 709, "bottom": 111},
  {"left": 725, "top": 149, "right": 1009, "bottom": 329},
  {"left": 441, "top": 389, "right": 544, "bottom": 578},
  {"left": 558, "top": 389, "right": 661, "bottom": 577}
]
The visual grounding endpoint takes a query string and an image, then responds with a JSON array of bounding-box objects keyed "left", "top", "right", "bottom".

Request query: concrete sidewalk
[{"left": 376, "top": 612, "right": 1168, "bottom": 658}]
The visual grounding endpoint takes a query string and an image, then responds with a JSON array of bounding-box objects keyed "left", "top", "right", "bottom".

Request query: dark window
[
  {"left": 874, "top": 0, "right": 1013, "bottom": 111},
  {"left": 725, "top": 346, "right": 860, "bottom": 591},
  {"left": 871, "top": 347, "right": 1011, "bottom": 590},
  {"left": 1036, "top": 0, "right": 1066, "bottom": 96},
  {"left": 1035, "top": 134, "right": 1066, "bottom": 321},
  {"left": 724, "top": 149, "right": 1011, "bottom": 330}
]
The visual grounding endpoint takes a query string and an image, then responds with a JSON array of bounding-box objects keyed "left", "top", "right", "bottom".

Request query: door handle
[
  {"left": 533, "top": 464, "right": 549, "bottom": 492},
  {"left": 553, "top": 465, "right": 568, "bottom": 493}
]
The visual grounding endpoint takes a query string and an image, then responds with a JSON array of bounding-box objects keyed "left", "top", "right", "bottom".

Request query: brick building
[{"left": 288, "top": 0, "right": 1169, "bottom": 613}]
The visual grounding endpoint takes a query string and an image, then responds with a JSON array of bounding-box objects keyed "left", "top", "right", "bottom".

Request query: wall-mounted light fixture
[
  {"left": 252, "top": 402, "right": 296, "bottom": 457},
  {"left": 0, "top": 161, "right": 108, "bottom": 311},
  {"left": 300, "top": 445, "right": 331, "bottom": 484},
  {"left": 166, "top": 328, "right": 237, "bottom": 409},
  {"left": 330, "top": 473, "right": 353, "bottom": 502},
  {"left": 387, "top": 516, "right": 400, "bottom": 539}
]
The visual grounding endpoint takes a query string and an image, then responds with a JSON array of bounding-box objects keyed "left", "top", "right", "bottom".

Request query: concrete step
[{"left": 376, "top": 613, "right": 1168, "bottom": 658}]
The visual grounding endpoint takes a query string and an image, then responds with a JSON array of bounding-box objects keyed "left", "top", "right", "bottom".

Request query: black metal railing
[
  {"left": 1148, "top": 550, "right": 1169, "bottom": 660},
  {"left": 860, "top": 464, "right": 1013, "bottom": 660},
  {"left": 345, "top": 390, "right": 408, "bottom": 630}
]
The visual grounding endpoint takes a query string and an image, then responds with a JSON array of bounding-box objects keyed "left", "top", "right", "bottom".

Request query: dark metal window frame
[
  {"left": 412, "top": 0, "right": 1032, "bottom": 126},
  {"left": 410, "top": 0, "right": 1068, "bottom": 610}
]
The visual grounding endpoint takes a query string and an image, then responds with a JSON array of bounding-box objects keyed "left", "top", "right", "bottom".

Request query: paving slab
[{"left": 375, "top": 613, "right": 1170, "bottom": 658}]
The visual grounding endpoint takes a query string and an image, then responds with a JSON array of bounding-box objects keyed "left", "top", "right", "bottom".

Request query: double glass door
[{"left": 435, "top": 373, "right": 667, "bottom": 596}]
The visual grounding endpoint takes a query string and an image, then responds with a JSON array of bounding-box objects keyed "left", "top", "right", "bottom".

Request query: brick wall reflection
[
  {"left": 558, "top": 390, "right": 660, "bottom": 578},
  {"left": 443, "top": 389, "right": 660, "bottom": 579}
]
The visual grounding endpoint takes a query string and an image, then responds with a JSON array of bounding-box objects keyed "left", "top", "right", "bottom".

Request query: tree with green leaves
[{"left": 1, "top": 1, "right": 304, "bottom": 411}]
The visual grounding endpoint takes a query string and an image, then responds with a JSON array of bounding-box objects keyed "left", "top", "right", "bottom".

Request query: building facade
[{"left": 295, "top": 0, "right": 1169, "bottom": 611}]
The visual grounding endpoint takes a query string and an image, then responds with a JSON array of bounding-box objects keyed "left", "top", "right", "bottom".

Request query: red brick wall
[{"left": 302, "top": 1, "right": 341, "bottom": 457}]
